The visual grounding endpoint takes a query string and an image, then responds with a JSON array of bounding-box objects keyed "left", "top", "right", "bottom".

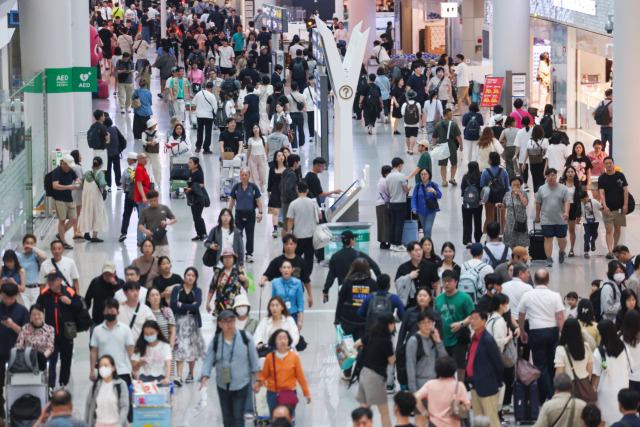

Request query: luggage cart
[
  {"left": 219, "top": 154, "right": 243, "bottom": 201},
  {"left": 131, "top": 382, "right": 173, "bottom": 427},
  {"left": 169, "top": 155, "right": 190, "bottom": 199},
  {"left": 5, "top": 361, "right": 49, "bottom": 424},
  {"left": 186, "top": 102, "right": 197, "bottom": 128},
  {"left": 252, "top": 384, "right": 270, "bottom": 426}
]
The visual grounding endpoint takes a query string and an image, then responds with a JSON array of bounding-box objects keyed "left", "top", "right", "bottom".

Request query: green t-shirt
[
  {"left": 415, "top": 152, "right": 433, "bottom": 184},
  {"left": 433, "top": 119, "right": 461, "bottom": 145},
  {"left": 232, "top": 33, "right": 245, "bottom": 51},
  {"left": 435, "top": 290, "right": 475, "bottom": 347}
]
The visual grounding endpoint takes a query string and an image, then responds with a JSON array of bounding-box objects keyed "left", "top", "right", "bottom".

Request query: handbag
[
  {"left": 487, "top": 317, "right": 516, "bottom": 368},
  {"left": 564, "top": 345, "right": 598, "bottom": 404},
  {"left": 138, "top": 258, "right": 155, "bottom": 286},
  {"left": 429, "top": 121, "right": 452, "bottom": 162},
  {"left": 312, "top": 224, "right": 332, "bottom": 249},
  {"left": 516, "top": 346, "right": 541, "bottom": 386},
  {"left": 152, "top": 227, "right": 167, "bottom": 242},
  {"left": 272, "top": 352, "right": 299, "bottom": 407},
  {"left": 63, "top": 321, "right": 77, "bottom": 340},
  {"left": 510, "top": 193, "right": 528, "bottom": 233},
  {"left": 131, "top": 90, "right": 142, "bottom": 109},
  {"left": 295, "top": 336, "right": 308, "bottom": 352},
  {"left": 421, "top": 183, "right": 439, "bottom": 211},
  {"left": 202, "top": 247, "right": 218, "bottom": 267},
  {"left": 449, "top": 380, "right": 469, "bottom": 419},
  {"left": 91, "top": 170, "right": 108, "bottom": 200}
]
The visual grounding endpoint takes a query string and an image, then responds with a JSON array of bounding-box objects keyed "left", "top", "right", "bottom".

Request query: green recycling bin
[{"left": 324, "top": 222, "right": 372, "bottom": 261}]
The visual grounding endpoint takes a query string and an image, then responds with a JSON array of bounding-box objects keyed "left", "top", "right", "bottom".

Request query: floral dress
[
  {"left": 503, "top": 191, "right": 530, "bottom": 248},
  {"left": 211, "top": 267, "right": 247, "bottom": 315}
]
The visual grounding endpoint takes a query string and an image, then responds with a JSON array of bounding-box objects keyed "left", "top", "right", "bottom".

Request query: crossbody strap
[
  {"left": 51, "top": 259, "right": 71, "bottom": 288},
  {"left": 129, "top": 302, "right": 141, "bottom": 328},
  {"left": 272, "top": 352, "right": 279, "bottom": 393},
  {"left": 551, "top": 395, "right": 573, "bottom": 427}
]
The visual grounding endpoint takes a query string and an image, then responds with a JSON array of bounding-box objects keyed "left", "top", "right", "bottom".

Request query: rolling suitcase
[
  {"left": 528, "top": 223, "right": 546, "bottom": 261},
  {"left": 514, "top": 380, "right": 540, "bottom": 425},
  {"left": 402, "top": 220, "right": 419, "bottom": 246}
]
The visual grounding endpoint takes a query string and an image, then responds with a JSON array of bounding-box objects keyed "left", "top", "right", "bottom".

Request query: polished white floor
[{"left": 38, "top": 52, "right": 638, "bottom": 426}]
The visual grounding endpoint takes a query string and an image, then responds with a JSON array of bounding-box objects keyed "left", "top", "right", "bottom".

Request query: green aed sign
[{"left": 45, "top": 67, "right": 97, "bottom": 93}]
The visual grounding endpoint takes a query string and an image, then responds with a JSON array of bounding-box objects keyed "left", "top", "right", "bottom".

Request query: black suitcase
[
  {"left": 528, "top": 224, "right": 546, "bottom": 261},
  {"left": 514, "top": 380, "right": 540, "bottom": 424}
]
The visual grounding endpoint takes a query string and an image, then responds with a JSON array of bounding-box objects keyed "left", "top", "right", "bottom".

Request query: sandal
[
  {"left": 62, "top": 243, "right": 73, "bottom": 250},
  {"left": 568, "top": 251, "right": 575, "bottom": 257}
]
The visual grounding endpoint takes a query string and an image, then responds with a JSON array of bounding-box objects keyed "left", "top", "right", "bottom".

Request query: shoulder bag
[
  {"left": 486, "top": 316, "right": 516, "bottom": 368},
  {"left": 516, "top": 345, "right": 541, "bottom": 386},
  {"left": 131, "top": 89, "right": 142, "bottom": 109},
  {"left": 421, "top": 182, "right": 439, "bottom": 211},
  {"left": 272, "top": 352, "right": 299, "bottom": 407},
  {"left": 510, "top": 192, "right": 528, "bottom": 233},
  {"left": 139, "top": 258, "right": 155, "bottom": 285},
  {"left": 91, "top": 170, "right": 108, "bottom": 200},
  {"left": 449, "top": 379, "right": 469, "bottom": 419},
  {"left": 564, "top": 345, "right": 597, "bottom": 404}
]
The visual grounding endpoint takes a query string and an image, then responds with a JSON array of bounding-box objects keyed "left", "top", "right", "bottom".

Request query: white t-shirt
[
  {"left": 95, "top": 381, "right": 119, "bottom": 424},
  {"left": 525, "top": 138, "right": 550, "bottom": 165},
  {"left": 303, "top": 86, "right": 316, "bottom": 112},
  {"left": 118, "top": 303, "right": 156, "bottom": 340},
  {"left": 224, "top": 100, "right": 236, "bottom": 118},
  {"left": 455, "top": 62, "right": 469, "bottom": 87},
  {"left": 248, "top": 137, "right": 266, "bottom": 156},
  {"left": 133, "top": 40, "right": 150, "bottom": 60},
  {"left": 544, "top": 144, "right": 569, "bottom": 172},
  {"left": 581, "top": 199, "right": 603, "bottom": 223},
  {"left": 501, "top": 278, "right": 533, "bottom": 320},
  {"left": 114, "top": 286, "right": 148, "bottom": 305},
  {"left": 194, "top": 89, "right": 217, "bottom": 119},
  {"left": 218, "top": 46, "right": 235, "bottom": 68},
  {"left": 288, "top": 43, "right": 304, "bottom": 58},
  {"left": 131, "top": 341, "right": 172, "bottom": 378},
  {"left": 626, "top": 342, "right": 640, "bottom": 382},
  {"left": 38, "top": 257, "right": 80, "bottom": 286},
  {"left": 423, "top": 99, "right": 443, "bottom": 122},
  {"left": 517, "top": 285, "right": 564, "bottom": 330},
  {"left": 372, "top": 45, "right": 390, "bottom": 63},
  {"left": 401, "top": 101, "right": 421, "bottom": 127},
  {"left": 147, "top": 7, "right": 159, "bottom": 19},
  {"left": 515, "top": 128, "right": 533, "bottom": 163}
]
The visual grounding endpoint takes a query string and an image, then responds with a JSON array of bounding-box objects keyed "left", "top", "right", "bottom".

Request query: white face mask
[
  {"left": 235, "top": 306, "right": 248, "bottom": 316},
  {"left": 614, "top": 273, "right": 626, "bottom": 283},
  {"left": 99, "top": 366, "right": 113, "bottom": 379}
]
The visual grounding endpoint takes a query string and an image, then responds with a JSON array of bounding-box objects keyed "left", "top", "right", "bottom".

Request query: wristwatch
[{"left": 258, "top": 211, "right": 263, "bottom": 214}]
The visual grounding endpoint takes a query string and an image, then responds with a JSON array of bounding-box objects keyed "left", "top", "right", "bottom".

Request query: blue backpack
[{"left": 465, "top": 114, "right": 481, "bottom": 140}]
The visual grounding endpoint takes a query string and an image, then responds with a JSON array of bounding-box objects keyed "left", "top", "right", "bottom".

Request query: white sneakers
[{"left": 390, "top": 244, "right": 407, "bottom": 252}]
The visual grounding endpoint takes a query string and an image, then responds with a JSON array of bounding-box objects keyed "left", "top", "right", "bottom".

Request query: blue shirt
[
  {"left": 133, "top": 87, "right": 153, "bottom": 117},
  {"left": 272, "top": 277, "right": 304, "bottom": 314},
  {"left": 357, "top": 291, "right": 406, "bottom": 321},
  {"left": 0, "top": 302, "right": 29, "bottom": 356},
  {"left": 230, "top": 182, "right": 261, "bottom": 212},
  {"left": 480, "top": 166, "right": 511, "bottom": 192},
  {"left": 374, "top": 76, "right": 391, "bottom": 100},
  {"left": 611, "top": 414, "right": 640, "bottom": 427},
  {"left": 199, "top": 329, "right": 260, "bottom": 390},
  {"left": 626, "top": 259, "right": 635, "bottom": 279},
  {"left": 156, "top": 47, "right": 175, "bottom": 56},
  {"left": 18, "top": 251, "right": 41, "bottom": 284}
]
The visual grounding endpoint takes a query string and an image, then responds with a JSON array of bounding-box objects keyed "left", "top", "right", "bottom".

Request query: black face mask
[{"left": 104, "top": 313, "right": 117, "bottom": 322}]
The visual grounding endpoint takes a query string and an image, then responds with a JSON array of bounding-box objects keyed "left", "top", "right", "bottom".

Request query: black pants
[
  {"left": 383, "top": 99, "right": 391, "bottom": 117},
  {"left": 121, "top": 196, "right": 138, "bottom": 235},
  {"left": 583, "top": 222, "right": 599, "bottom": 251},
  {"left": 236, "top": 210, "right": 256, "bottom": 256},
  {"left": 363, "top": 108, "right": 378, "bottom": 127},
  {"left": 502, "top": 366, "right": 515, "bottom": 406},
  {"left": 196, "top": 117, "right": 214, "bottom": 150},
  {"left": 388, "top": 202, "right": 406, "bottom": 246},
  {"left": 191, "top": 205, "right": 207, "bottom": 236},
  {"left": 353, "top": 97, "right": 363, "bottom": 120},
  {"left": 49, "top": 335, "right": 73, "bottom": 387},
  {"left": 295, "top": 79, "right": 307, "bottom": 93},
  {"left": 530, "top": 162, "right": 546, "bottom": 193},
  {"left": 106, "top": 155, "right": 122, "bottom": 188},
  {"left": 307, "top": 111, "right": 315, "bottom": 138},
  {"left": 462, "top": 206, "right": 483, "bottom": 245},
  {"left": 295, "top": 237, "right": 315, "bottom": 275},
  {"left": 290, "top": 112, "right": 305, "bottom": 148}
]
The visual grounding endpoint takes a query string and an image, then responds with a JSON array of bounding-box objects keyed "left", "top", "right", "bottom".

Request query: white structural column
[
  {"left": 348, "top": 0, "right": 376, "bottom": 60},
  {"left": 71, "top": 0, "right": 92, "bottom": 164},
  {"left": 492, "top": 0, "right": 530, "bottom": 108},
  {"left": 613, "top": 0, "right": 639, "bottom": 186}
]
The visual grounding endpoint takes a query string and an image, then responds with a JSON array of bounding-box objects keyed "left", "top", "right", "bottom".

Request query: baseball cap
[
  {"left": 512, "top": 246, "right": 532, "bottom": 260},
  {"left": 417, "top": 139, "right": 430, "bottom": 147},
  {"left": 218, "top": 309, "right": 236, "bottom": 321},
  {"left": 61, "top": 155, "right": 75, "bottom": 167},
  {"left": 205, "top": 81, "right": 214, "bottom": 88},
  {"left": 470, "top": 243, "right": 484, "bottom": 256},
  {"left": 341, "top": 230, "right": 355, "bottom": 244},
  {"left": 46, "top": 270, "right": 65, "bottom": 280},
  {"left": 102, "top": 261, "right": 116, "bottom": 274}
]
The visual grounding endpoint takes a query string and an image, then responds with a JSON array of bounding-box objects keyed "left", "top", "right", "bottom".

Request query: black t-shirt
[
  {"left": 395, "top": 260, "right": 439, "bottom": 306},
  {"left": 565, "top": 154, "right": 593, "bottom": 183},
  {"left": 263, "top": 254, "right": 311, "bottom": 284},
  {"left": 188, "top": 168, "right": 204, "bottom": 188},
  {"left": 219, "top": 130, "right": 243, "bottom": 154},
  {"left": 362, "top": 83, "right": 382, "bottom": 108},
  {"left": 257, "top": 54, "right": 270, "bottom": 73},
  {"left": 362, "top": 334, "right": 394, "bottom": 378},
  {"left": 152, "top": 273, "right": 183, "bottom": 307},
  {"left": 598, "top": 171, "right": 628, "bottom": 211},
  {"left": 257, "top": 31, "right": 271, "bottom": 48},
  {"left": 381, "top": 41, "right": 393, "bottom": 54},
  {"left": 181, "top": 38, "right": 197, "bottom": 60},
  {"left": 243, "top": 93, "right": 260, "bottom": 125},
  {"left": 304, "top": 172, "right": 323, "bottom": 203},
  {"left": 51, "top": 166, "right": 78, "bottom": 202},
  {"left": 95, "top": 122, "right": 109, "bottom": 146},
  {"left": 248, "top": 50, "right": 259, "bottom": 62},
  {"left": 98, "top": 28, "right": 113, "bottom": 50}
]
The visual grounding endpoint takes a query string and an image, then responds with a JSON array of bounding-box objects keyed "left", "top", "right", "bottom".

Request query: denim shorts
[{"left": 541, "top": 224, "right": 568, "bottom": 238}]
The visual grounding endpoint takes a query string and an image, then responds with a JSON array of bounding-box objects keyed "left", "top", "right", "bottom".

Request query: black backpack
[
  {"left": 540, "top": 114, "right": 555, "bottom": 138},
  {"left": 73, "top": 296, "right": 93, "bottom": 332},
  {"left": 594, "top": 100, "right": 612, "bottom": 126},
  {"left": 485, "top": 168, "right": 507, "bottom": 204},
  {"left": 87, "top": 123, "right": 101, "bottom": 149},
  {"left": 404, "top": 103, "right": 419, "bottom": 125},
  {"left": 365, "top": 293, "right": 393, "bottom": 331},
  {"left": 10, "top": 394, "right": 41, "bottom": 427},
  {"left": 483, "top": 245, "right": 510, "bottom": 269},
  {"left": 365, "top": 85, "right": 381, "bottom": 112},
  {"left": 400, "top": 67, "right": 412, "bottom": 83},
  {"left": 117, "top": 128, "right": 127, "bottom": 155},
  {"left": 212, "top": 329, "right": 250, "bottom": 355},
  {"left": 8, "top": 348, "right": 42, "bottom": 375},
  {"left": 396, "top": 332, "right": 428, "bottom": 387},
  {"left": 464, "top": 114, "right": 481, "bottom": 140},
  {"left": 44, "top": 170, "right": 55, "bottom": 197},
  {"left": 221, "top": 78, "right": 237, "bottom": 96},
  {"left": 591, "top": 281, "right": 616, "bottom": 322},
  {"left": 291, "top": 58, "right": 305, "bottom": 80}
]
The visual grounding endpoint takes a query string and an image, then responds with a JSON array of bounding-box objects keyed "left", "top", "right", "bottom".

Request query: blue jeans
[
  {"left": 388, "top": 202, "right": 406, "bottom": 245},
  {"left": 217, "top": 383, "right": 250, "bottom": 426},
  {"left": 267, "top": 389, "right": 297, "bottom": 420},
  {"left": 141, "top": 26, "right": 150, "bottom": 43},
  {"left": 601, "top": 127, "right": 612, "bottom": 156},
  {"left": 583, "top": 222, "right": 599, "bottom": 252},
  {"left": 528, "top": 327, "right": 559, "bottom": 402},
  {"left": 136, "top": 201, "right": 149, "bottom": 243},
  {"left": 418, "top": 213, "right": 437, "bottom": 238}
]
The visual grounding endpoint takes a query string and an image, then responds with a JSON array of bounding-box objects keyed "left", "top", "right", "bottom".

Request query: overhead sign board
[
  {"left": 262, "top": 4, "right": 288, "bottom": 33},
  {"left": 441, "top": 2, "right": 458, "bottom": 18}
]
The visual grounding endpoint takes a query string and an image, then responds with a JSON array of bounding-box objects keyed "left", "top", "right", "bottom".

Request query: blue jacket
[
  {"left": 272, "top": 277, "right": 304, "bottom": 315},
  {"left": 132, "top": 87, "right": 153, "bottom": 117},
  {"left": 480, "top": 166, "right": 511, "bottom": 192},
  {"left": 467, "top": 329, "right": 504, "bottom": 397},
  {"left": 411, "top": 181, "right": 442, "bottom": 215},
  {"left": 611, "top": 414, "right": 640, "bottom": 427},
  {"left": 170, "top": 285, "right": 203, "bottom": 328},
  {"left": 357, "top": 291, "right": 406, "bottom": 321}
]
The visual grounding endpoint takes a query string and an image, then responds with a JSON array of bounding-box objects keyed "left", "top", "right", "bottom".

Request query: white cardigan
[{"left": 253, "top": 315, "right": 300, "bottom": 347}]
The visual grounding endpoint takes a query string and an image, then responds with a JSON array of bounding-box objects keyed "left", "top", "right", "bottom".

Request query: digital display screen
[{"left": 328, "top": 180, "right": 360, "bottom": 216}]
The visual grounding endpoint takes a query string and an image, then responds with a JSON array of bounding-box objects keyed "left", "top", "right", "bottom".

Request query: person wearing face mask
[
  {"left": 131, "top": 320, "right": 172, "bottom": 385},
  {"left": 85, "top": 355, "right": 129, "bottom": 427},
  {"left": 85, "top": 261, "right": 125, "bottom": 325},
  {"left": 600, "top": 260, "right": 628, "bottom": 321},
  {"left": 15, "top": 303, "right": 55, "bottom": 359},
  {"left": 232, "top": 294, "right": 257, "bottom": 334}
]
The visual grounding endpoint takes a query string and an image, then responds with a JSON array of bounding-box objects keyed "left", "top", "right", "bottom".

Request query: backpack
[
  {"left": 87, "top": 123, "right": 101, "bottom": 149},
  {"left": 214, "top": 101, "right": 228, "bottom": 128},
  {"left": 8, "top": 348, "right": 41, "bottom": 375},
  {"left": 73, "top": 296, "right": 93, "bottom": 332},
  {"left": 404, "top": 103, "right": 419, "bottom": 125},
  {"left": 458, "top": 262, "right": 486, "bottom": 304},
  {"left": 591, "top": 281, "right": 616, "bottom": 322},
  {"left": 483, "top": 245, "right": 510, "bottom": 269},
  {"left": 365, "top": 85, "right": 381, "bottom": 112},
  {"left": 396, "top": 331, "right": 428, "bottom": 387},
  {"left": 540, "top": 114, "right": 555, "bottom": 138},
  {"left": 221, "top": 78, "right": 237, "bottom": 96},
  {"left": 464, "top": 114, "right": 481, "bottom": 140},
  {"left": 44, "top": 170, "right": 55, "bottom": 197},
  {"left": 365, "top": 293, "right": 393, "bottom": 331},
  {"left": 9, "top": 394, "right": 41, "bottom": 427},
  {"left": 117, "top": 128, "right": 127, "bottom": 154},
  {"left": 527, "top": 139, "right": 545, "bottom": 164},
  {"left": 594, "top": 100, "right": 612, "bottom": 126},
  {"left": 91, "top": 380, "right": 122, "bottom": 401},
  {"left": 400, "top": 67, "right": 412, "bottom": 83},
  {"left": 485, "top": 168, "right": 507, "bottom": 204},
  {"left": 291, "top": 58, "right": 305, "bottom": 80},
  {"left": 462, "top": 180, "right": 481, "bottom": 209}
]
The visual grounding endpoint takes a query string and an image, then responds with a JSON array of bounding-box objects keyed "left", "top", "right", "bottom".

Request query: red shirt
[
  {"left": 134, "top": 164, "right": 151, "bottom": 202},
  {"left": 466, "top": 328, "right": 485, "bottom": 378}
]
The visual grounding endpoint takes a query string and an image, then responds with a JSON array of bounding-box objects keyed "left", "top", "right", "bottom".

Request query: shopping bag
[
  {"left": 430, "top": 143, "right": 450, "bottom": 162},
  {"left": 335, "top": 325, "right": 358, "bottom": 370},
  {"left": 246, "top": 273, "right": 256, "bottom": 294}
]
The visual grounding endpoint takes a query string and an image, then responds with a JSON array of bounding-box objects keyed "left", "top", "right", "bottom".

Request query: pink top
[
  {"left": 510, "top": 109, "right": 534, "bottom": 129},
  {"left": 189, "top": 69, "right": 204, "bottom": 85},
  {"left": 588, "top": 150, "right": 607, "bottom": 177},
  {"left": 415, "top": 377, "right": 470, "bottom": 427}
]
